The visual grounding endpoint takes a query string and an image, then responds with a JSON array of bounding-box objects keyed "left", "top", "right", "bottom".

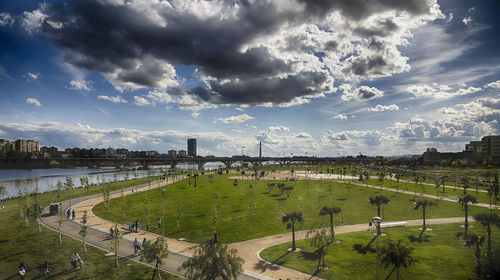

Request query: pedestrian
[
  {"left": 18, "top": 262, "right": 26, "bottom": 280},
  {"left": 66, "top": 209, "right": 71, "bottom": 219},
  {"left": 76, "top": 253, "right": 83, "bottom": 269},
  {"left": 142, "top": 238, "right": 148, "bottom": 247},
  {"left": 41, "top": 261, "right": 50, "bottom": 275},
  {"left": 72, "top": 209, "right": 75, "bottom": 220},
  {"left": 157, "top": 217, "right": 161, "bottom": 230},
  {"left": 133, "top": 238, "right": 140, "bottom": 254},
  {"left": 135, "top": 219, "right": 139, "bottom": 233},
  {"left": 71, "top": 253, "right": 78, "bottom": 270},
  {"left": 109, "top": 226, "right": 114, "bottom": 238}
]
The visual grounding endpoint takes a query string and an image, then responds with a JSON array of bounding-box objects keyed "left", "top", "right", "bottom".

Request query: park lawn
[
  {"left": 260, "top": 223, "right": 500, "bottom": 280},
  {"left": 0, "top": 197, "right": 179, "bottom": 280},
  {"left": 362, "top": 179, "right": 495, "bottom": 205},
  {"left": 93, "top": 174, "right": 490, "bottom": 243}
]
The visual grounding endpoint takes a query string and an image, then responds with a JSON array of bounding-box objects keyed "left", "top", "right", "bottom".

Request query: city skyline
[{"left": 1, "top": 0, "right": 500, "bottom": 156}]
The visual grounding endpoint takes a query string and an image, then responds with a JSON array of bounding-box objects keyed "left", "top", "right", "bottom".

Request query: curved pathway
[{"left": 39, "top": 174, "right": 494, "bottom": 280}]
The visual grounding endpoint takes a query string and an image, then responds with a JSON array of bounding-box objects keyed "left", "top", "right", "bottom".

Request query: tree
[
  {"left": 80, "top": 176, "right": 90, "bottom": 192},
  {"left": 464, "top": 233, "right": 485, "bottom": 280},
  {"left": 462, "top": 177, "right": 470, "bottom": 195},
  {"left": 368, "top": 195, "right": 390, "bottom": 218},
  {"left": 79, "top": 210, "right": 88, "bottom": 252},
  {"left": 282, "top": 212, "right": 304, "bottom": 251},
  {"left": 120, "top": 185, "right": 127, "bottom": 219},
  {"left": 378, "top": 171, "right": 385, "bottom": 190},
  {"left": 381, "top": 239, "right": 414, "bottom": 280},
  {"left": 57, "top": 203, "right": 64, "bottom": 244},
  {"left": 319, "top": 206, "right": 342, "bottom": 239},
  {"left": 64, "top": 177, "right": 74, "bottom": 207},
  {"left": 458, "top": 194, "right": 478, "bottom": 235},
  {"left": 140, "top": 237, "right": 169, "bottom": 280},
  {"left": 32, "top": 185, "right": 43, "bottom": 234},
  {"left": 306, "top": 228, "right": 333, "bottom": 270},
  {"left": 413, "top": 199, "right": 437, "bottom": 231},
  {"left": 233, "top": 179, "right": 238, "bottom": 193},
  {"left": 0, "top": 185, "right": 7, "bottom": 203},
  {"left": 473, "top": 213, "right": 500, "bottom": 257},
  {"left": 487, "top": 174, "right": 499, "bottom": 210},
  {"left": 103, "top": 185, "right": 111, "bottom": 210},
  {"left": 108, "top": 224, "right": 122, "bottom": 268},
  {"left": 180, "top": 242, "right": 243, "bottom": 280},
  {"left": 441, "top": 176, "right": 446, "bottom": 193}
]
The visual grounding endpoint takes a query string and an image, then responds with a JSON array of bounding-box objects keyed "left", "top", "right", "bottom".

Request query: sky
[{"left": 0, "top": 0, "right": 499, "bottom": 157}]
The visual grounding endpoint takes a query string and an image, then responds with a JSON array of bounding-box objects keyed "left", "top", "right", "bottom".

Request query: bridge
[{"left": 0, "top": 156, "right": 345, "bottom": 170}]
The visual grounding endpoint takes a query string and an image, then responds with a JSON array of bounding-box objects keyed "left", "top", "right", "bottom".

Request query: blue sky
[{"left": 0, "top": 0, "right": 499, "bottom": 156}]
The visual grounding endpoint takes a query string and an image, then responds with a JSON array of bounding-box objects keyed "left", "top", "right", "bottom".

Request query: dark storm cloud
[{"left": 35, "top": 0, "right": 436, "bottom": 104}]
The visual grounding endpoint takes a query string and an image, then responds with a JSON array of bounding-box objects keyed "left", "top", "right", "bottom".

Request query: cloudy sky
[{"left": 1, "top": 0, "right": 499, "bottom": 157}]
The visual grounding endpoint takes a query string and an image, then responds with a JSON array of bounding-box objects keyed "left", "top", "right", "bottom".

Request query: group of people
[
  {"left": 133, "top": 237, "right": 148, "bottom": 254},
  {"left": 71, "top": 252, "right": 83, "bottom": 270},
  {"left": 66, "top": 208, "right": 76, "bottom": 220},
  {"left": 17, "top": 253, "right": 80, "bottom": 279}
]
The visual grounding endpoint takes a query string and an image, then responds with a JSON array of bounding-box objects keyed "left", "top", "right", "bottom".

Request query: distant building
[
  {"left": 106, "top": 148, "right": 116, "bottom": 157},
  {"left": 465, "top": 141, "right": 482, "bottom": 153},
  {"left": 116, "top": 148, "right": 128, "bottom": 156},
  {"left": 168, "top": 150, "right": 177, "bottom": 157},
  {"left": 187, "top": 138, "right": 197, "bottom": 157},
  {"left": 40, "top": 146, "right": 58, "bottom": 153},
  {"left": 14, "top": 139, "right": 39, "bottom": 153},
  {"left": 178, "top": 150, "right": 187, "bottom": 157},
  {"left": 481, "top": 135, "right": 500, "bottom": 160}
]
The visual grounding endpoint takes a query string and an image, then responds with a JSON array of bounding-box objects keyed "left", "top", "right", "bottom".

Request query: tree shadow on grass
[
  {"left": 353, "top": 243, "right": 376, "bottom": 254},
  {"left": 300, "top": 250, "right": 319, "bottom": 261},
  {"left": 254, "top": 251, "right": 291, "bottom": 272},
  {"left": 409, "top": 230, "right": 430, "bottom": 243},
  {"left": 336, "top": 198, "right": 346, "bottom": 201}
]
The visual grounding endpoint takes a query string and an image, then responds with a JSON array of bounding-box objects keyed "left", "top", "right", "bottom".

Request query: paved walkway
[{"left": 39, "top": 173, "right": 489, "bottom": 280}]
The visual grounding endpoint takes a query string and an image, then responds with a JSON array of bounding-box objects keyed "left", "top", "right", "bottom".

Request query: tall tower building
[
  {"left": 187, "top": 138, "right": 197, "bottom": 157},
  {"left": 259, "top": 141, "right": 262, "bottom": 158}
]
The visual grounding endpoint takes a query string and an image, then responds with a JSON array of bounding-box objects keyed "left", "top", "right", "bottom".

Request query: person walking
[
  {"left": 157, "top": 217, "right": 161, "bottom": 230},
  {"left": 71, "top": 253, "right": 78, "bottom": 270},
  {"left": 18, "top": 262, "right": 26, "bottom": 280},
  {"left": 66, "top": 209, "right": 71, "bottom": 219},
  {"left": 75, "top": 253, "right": 83, "bottom": 269},
  {"left": 135, "top": 219, "right": 139, "bottom": 233},
  {"left": 72, "top": 209, "right": 75, "bottom": 220},
  {"left": 142, "top": 238, "right": 147, "bottom": 247},
  {"left": 133, "top": 238, "right": 140, "bottom": 254}
]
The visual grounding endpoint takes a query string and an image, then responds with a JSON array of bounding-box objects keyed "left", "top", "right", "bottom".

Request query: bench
[{"left": 380, "top": 222, "right": 407, "bottom": 228}]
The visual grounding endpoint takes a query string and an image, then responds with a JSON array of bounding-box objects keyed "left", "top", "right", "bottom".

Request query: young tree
[
  {"left": 120, "top": 185, "right": 127, "bottom": 219},
  {"left": 464, "top": 233, "right": 485, "bottom": 280},
  {"left": 32, "top": 185, "right": 43, "bottom": 234},
  {"left": 140, "top": 237, "right": 169, "bottom": 280},
  {"left": 319, "top": 206, "right": 342, "bottom": 238},
  {"left": 462, "top": 177, "right": 470, "bottom": 195},
  {"left": 181, "top": 242, "right": 243, "bottom": 280},
  {"left": 282, "top": 212, "right": 304, "bottom": 251},
  {"left": 233, "top": 179, "right": 238, "bottom": 194},
  {"left": 80, "top": 176, "right": 90, "bottom": 192},
  {"left": 103, "top": 185, "right": 111, "bottom": 210},
  {"left": 306, "top": 228, "right": 333, "bottom": 270},
  {"left": 368, "top": 195, "right": 390, "bottom": 218},
  {"left": 57, "top": 203, "right": 64, "bottom": 244},
  {"left": 473, "top": 212, "right": 500, "bottom": 257},
  {"left": 381, "top": 239, "right": 414, "bottom": 280},
  {"left": 0, "top": 185, "right": 7, "bottom": 204},
  {"left": 413, "top": 199, "right": 437, "bottom": 231},
  {"left": 79, "top": 210, "right": 88, "bottom": 252},
  {"left": 108, "top": 224, "right": 122, "bottom": 268},
  {"left": 64, "top": 177, "right": 74, "bottom": 207},
  {"left": 378, "top": 171, "right": 385, "bottom": 190},
  {"left": 458, "top": 194, "right": 478, "bottom": 235}
]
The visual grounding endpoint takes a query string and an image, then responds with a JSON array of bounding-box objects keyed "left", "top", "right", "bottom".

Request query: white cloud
[
  {"left": 368, "top": 104, "right": 400, "bottom": 112},
  {"left": 191, "top": 112, "right": 200, "bottom": 118},
  {"left": 97, "top": 95, "right": 128, "bottom": 103},
  {"left": 462, "top": 16, "right": 473, "bottom": 26},
  {"left": 218, "top": 114, "right": 254, "bottom": 124},
  {"left": 407, "top": 84, "right": 482, "bottom": 99},
  {"left": 268, "top": 126, "right": 290, "bottom": 132},
  {"left": 340, "top": 85, "right": 384, "bottom": 101},
  {"left": 21, "top": 5, "right": 47, "bottom": 34},
  {"left": 0, "top": 12, "right": 14, "bottom": 27},
  {"left": 26, "top": 98, "right": 41, "bottom": 107},
  {"left": 68, "top": 80, "right": 93, "bottom": 91},
  {"left": 485, "top": 80, "right": 500, "bottom": 89},
  {"left": 23, "top": 72, "right": 40, "bottom": 81},
  {"left": 134, "top": 96, "right": 150, "bottom": 106},
  {"left": 333, "top": 114, "right": 348, "bottom": 119}
]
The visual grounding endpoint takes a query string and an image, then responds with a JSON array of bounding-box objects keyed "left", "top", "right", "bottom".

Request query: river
[{"left": 0, "top": 162, "right": 226, "bottom": 199}]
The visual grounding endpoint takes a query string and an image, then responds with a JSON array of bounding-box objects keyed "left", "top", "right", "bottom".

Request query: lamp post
[
  {"left": 372, "top": 216, "right": 382, "bottom": 280},
  {"left": 162, "top": 189, "right": 166, "bottom": 237}
]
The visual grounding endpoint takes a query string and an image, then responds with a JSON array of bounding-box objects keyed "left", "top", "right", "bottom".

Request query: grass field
[
  {"left": 260, "top": 223, "right": 500, "bottom": 280},
  {"left": 93, "top": 174, "right": 492, "bottom": 243},
  {"left": 0, "top": 196, "right": 179, "bottom": 280}
]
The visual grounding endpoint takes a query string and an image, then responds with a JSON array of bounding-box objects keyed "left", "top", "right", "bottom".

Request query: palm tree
[
  {"left": 474, "top": 212, "right": 500, "bottom": 256},
  {"left": 282, "top": 212, "right": 304, "bottom": 251},
  {"left": 464, "top": 233, "right": 485, "bottom": 280},
  {"left": 306, "top": 228, "right": 333, "bottom": 270},
  {"left": 381, "top": 239, "right": 414, "bottom": 280},
  {"left": 440, "top": 176, "right": 446, "bottom": 193},
  {"left": 319, "top": 206, "right": 342, "bottom": 238},
  {"left": 181, "top": 242, "right": 243, "bottom": 280},
  {"left": 413, "top": 199, "right": 437, "bottom": 231},
  {"left": 462, "top": 177, "right": 470, "bottom": 195},
  {"left": 458, "top": 194, "right": 478, "bottom": 235},
  {"left": 368, "top": 195, "right": 390, "bottom": 218},
  {"left": 140, "top": 237, "right": 169, "bottom": 280}
]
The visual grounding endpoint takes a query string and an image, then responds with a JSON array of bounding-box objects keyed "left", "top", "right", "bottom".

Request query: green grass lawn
[
  {"left": 362, "top": 179, "right": 495, "bottom": 205},
  {"left": 260, "top": 223, "right": 500, "bottom": 280},
  {"left": 0, "top": 197, "right": 179, "bottom": 280},
  {"left": 93, "top": 174, "right": 491, "bottom": 243}
]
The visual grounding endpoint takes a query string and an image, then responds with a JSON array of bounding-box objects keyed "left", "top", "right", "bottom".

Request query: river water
[{"left": 0, "top": 162, "right": 225, "bottom": 199}]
